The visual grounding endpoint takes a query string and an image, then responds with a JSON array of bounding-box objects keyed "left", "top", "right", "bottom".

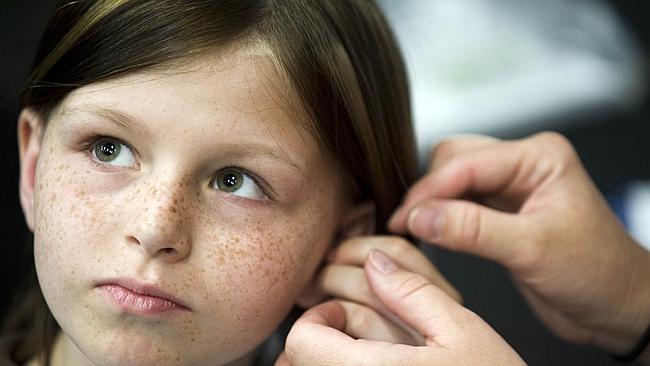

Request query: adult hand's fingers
[
  {"left": 274, "top": 352, "right": 291, "bottom": 366},
  {"left": 317, "top": 264, "right": 425, "bottom": 343},
  {"left": 337, "top": 300, "right": 420, "bottom": 344},
  {"left": 317, "top": 265, "right": 380, "bottom": 312},
  {"left": 389, "top": 132, "right": 574, "bottom": 233},
  {"left": 286, "top": 252, "right": 526, "bottom": 365},
  {"left": 329, "top": 236, "right": 461, "bottom": 302},
  {"left": 363, "top": 249, "right": 469, "bottom": 343},
  {"left": 363, "top": 249, "right": 527, "bottom": 365},
  {"left": 388, "top": 141, "right": 525, "bottom": 233},
  {"left": 284, "top": 301, "right": 420, "bottom": 365},
  {"left": 429, "top": 135, "right": 499, "bottom": 171},
  {"left": 405, "top": 198, "right": 530, "bottom": 269}
]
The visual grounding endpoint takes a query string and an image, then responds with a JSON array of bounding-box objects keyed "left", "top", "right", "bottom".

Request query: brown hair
[{"left": 9, "top": 0, "right": 416, "bottom": 363}]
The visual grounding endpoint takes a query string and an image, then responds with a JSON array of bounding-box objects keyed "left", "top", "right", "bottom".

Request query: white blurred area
[
  {"left": 627, "top": 182, "right": 650, "bottom": 250},
  {"left": 379, "top": 0, "right": 646, "bottom": 162}
]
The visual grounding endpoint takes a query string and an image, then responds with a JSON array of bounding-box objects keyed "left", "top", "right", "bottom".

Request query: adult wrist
[
  {"left": 593, "top": 244, "right": 650, "bottom": 358},
  {"left": 611, "top": 324, "right": 650, "bottom": 364}
]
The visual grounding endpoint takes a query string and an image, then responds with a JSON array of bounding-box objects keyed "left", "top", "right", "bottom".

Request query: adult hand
[
  {"left": 389, "top": 132, "right": 650, "bottom": 359},
  {"left": 296, "top": 235, "right": 462, "bottom": 345},
  {"left": 276, "top": 249, "right": 526, "bottom": 365}
]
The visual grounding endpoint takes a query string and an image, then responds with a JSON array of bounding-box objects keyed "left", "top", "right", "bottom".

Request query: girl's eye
[
  {"left": 212, "top": 168, "right": 266, "bottom": 200},
  {"left": 91, "top": 138, "right": 136, "bottom": 167}
]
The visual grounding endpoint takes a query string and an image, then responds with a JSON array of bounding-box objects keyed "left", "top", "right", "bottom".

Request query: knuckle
[
  {"left": 530, "top": 131, "right": 578, "bottom": 163},
  {"left": 455, "top": 204, "right": 483, "bottom": 253},
  {"left": 395, "top": 273, "right": 433, "bottom": 303},
  {"left": 431, "top": 139, "right": 459, "bottom": 163},
  {"left": 285, "top": 322, "right": 307, "bottom": 353},
  {"left": 347, "top": 306, "right": 373, "bottom": 332},
  {"left": 434, "top": 139, "right": 457, "bottom": 155},
  {"left": 455, "top": 307, "right": 486, "bottom": 331},
  {"left": 383, "top": 236, "right": 415, "bottom": 258},
  {"left": 347, "top": 268, "right": 375, "bottom": 301},
  {"left": 328, "top": 266, "right": 372, "bottom": 301},
  {"left": 512, "top": 224, "right": 547, "bottom": 271}
]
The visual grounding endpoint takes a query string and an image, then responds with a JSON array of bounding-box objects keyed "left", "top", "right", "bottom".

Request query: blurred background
[{"left": 1, "top": 0, "right": 648, "bottom": 365}]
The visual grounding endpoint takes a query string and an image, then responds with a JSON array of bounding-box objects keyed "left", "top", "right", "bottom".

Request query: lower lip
[{"left": 98, "top": 285, "right": 187, "bottom": 316}]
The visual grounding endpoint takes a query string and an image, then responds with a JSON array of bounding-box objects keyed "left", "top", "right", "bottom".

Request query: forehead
[{"left": 52, "top": 49, "right": 323, "bottom": 172}]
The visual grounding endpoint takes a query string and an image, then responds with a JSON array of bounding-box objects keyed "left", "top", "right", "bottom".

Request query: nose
[{"left": 125, "top": 180, "right": 192, "bottom": 262}]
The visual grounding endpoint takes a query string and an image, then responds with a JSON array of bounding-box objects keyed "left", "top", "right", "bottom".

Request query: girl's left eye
[
  {"left": 212, "top": 168, "right": 266, "bottom": 200},
  {"left": 91, "top": 138, "right": 137, "bottom": 167}
]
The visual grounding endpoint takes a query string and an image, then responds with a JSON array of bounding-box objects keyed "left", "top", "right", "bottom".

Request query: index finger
[
  {"left": 429, "top": 134, "right": 499, "bottom": 171},
  {"left": 388, "top": 141, "right": 528, "bottom": 233}
]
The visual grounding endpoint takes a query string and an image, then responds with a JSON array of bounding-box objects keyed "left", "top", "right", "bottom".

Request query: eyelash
[
  {"left": 81, "top": 135, "right": 139, "bottom": 171},
  {"left": 217, "top": 165, "right": 273, "bottom": 201},
  {"left": 80, "top": 134, "right": 274, "bottom": 201}
]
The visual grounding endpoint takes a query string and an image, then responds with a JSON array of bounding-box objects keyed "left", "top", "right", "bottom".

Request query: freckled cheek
[
  {"left": 33, "top": 158, "right": 122, "bottom": 291},
  {"left": 202, "top": 220, "right": 331, "bottom": 316}
]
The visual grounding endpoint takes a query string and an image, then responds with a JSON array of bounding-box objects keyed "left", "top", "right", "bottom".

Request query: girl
[{"left": 3, "top": 0, "right": 457, "bottom": 365}]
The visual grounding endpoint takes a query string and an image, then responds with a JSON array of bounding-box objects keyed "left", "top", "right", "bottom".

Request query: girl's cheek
[
  {"left": 198, "top": 205, "right": 329, "bottom": 300},
  {"left": 34, "top": 149, "right": 123, "bottom": 283}
]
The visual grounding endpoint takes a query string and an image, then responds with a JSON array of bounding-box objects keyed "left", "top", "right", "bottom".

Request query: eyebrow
[
  {"left": 210, "top": 141, "right": 304, "bottom": 174},
  {"left": 60, "top": 105, "right": 304, "bottom": 173},
  {"left": 61, "top": 105, "right": 154, "bottom": 140}
]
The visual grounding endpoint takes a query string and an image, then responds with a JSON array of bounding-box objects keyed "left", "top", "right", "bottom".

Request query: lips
[{"left": 96, "top": 278, "right": 191, "bottom": 315}]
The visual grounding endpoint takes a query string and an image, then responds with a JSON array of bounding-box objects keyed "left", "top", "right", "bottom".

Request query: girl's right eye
[{"left": 91, "top": 138, "right": 137, "bottom": 167}]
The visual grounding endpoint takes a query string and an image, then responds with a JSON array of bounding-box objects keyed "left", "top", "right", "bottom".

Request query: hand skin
[
  {"left": 389, "top": 132, "right": 650, "bottom": 362},
  {"left": 276, "top": 249, "right": 526, "bottom": 366},
  {"left": 296, "top": 235, "right": 463, "bottom": 346}
]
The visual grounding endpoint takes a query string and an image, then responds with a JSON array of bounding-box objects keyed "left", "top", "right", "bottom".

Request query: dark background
[{"left": 1, "top": 1, "right": 649, "bottom": 365}]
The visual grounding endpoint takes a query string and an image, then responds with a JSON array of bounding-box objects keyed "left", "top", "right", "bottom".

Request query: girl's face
[{"left": 20, "top": 50, "right": 351, "bottom": 365}]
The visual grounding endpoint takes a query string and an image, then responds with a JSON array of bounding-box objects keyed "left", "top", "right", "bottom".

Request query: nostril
[{"left": 161, "top": 248, "right": 175, "bottom": 254}]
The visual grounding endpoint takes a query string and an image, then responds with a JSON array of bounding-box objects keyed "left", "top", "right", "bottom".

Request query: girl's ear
[
  {"left": 295, "top": 201, "right": 376, "bottom": 308},
  {"left": 18, "top": 108, "right": 45, "bottom": 232},
  {"left": 336, "top": 201, "right": 376, "bottom": 239}
]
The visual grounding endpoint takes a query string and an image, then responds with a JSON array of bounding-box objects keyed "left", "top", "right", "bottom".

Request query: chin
[{"left": 70, "top": 331, "right": 206, "bottom": 366}]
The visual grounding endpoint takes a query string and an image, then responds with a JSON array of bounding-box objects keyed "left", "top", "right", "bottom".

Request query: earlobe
[{"left": 18, "top": 108, "right": 45, "bottom": 232}]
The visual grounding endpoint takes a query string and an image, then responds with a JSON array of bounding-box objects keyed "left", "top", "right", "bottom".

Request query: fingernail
[
  {"left": 408, "top": 207, "right": 445, "bottom": 240},
  {"left": 369, "top": 249, "right": 398, "bottom": 274}
]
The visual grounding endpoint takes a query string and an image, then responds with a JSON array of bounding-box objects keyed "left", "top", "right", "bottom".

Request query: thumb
[
  {"left": 365, "top": 250, "right": 528, "bottom": 366},
  {"left": 274, "top": 352, "right": 291, "bottom": 366},
  {"left": 364, "top": 249, "right": 468, "bottom": 344},
  {"left": 407, "top": 199, "right": 527, "bottom": 268}
]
